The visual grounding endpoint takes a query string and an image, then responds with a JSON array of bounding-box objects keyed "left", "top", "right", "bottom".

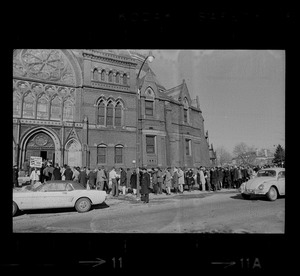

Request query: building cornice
[
  {"left": 83, "top": 84, "right": 136, "bottom": 95},
  {"left": 13, "top": 118, "right": 83, "bottom": 128},
  {"left": 82, "top": 50, "right": 138, "bottom": 68}
]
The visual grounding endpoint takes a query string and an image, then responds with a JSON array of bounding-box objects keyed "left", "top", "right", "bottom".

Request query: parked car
[
  {"left": 13, "top": 180, "right": 107, "bottom": 216},
  {"left": 239, "top": 168, "right": 285, "bottom": 201}
]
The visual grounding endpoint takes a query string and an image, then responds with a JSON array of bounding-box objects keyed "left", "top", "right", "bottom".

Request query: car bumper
[{"left": 242, "top": 189, "right": 266, "bottom": 195}]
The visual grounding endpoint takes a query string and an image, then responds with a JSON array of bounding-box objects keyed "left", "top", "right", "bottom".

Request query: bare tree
[
  {"left": 233, "top": 142, "right": 256, "bottom": 166},
  {"left": 216, "top": 146, "right": 232, "bottom": 166}
]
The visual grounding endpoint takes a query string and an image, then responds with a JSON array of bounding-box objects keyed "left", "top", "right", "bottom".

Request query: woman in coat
[
  {"left": 164, "top": 168, "right": 172, "bottom": 195},
  {"left": 140, "top": 168, "right": 150, "bottom": 203},
  {"left": 172, "top": 167, "right": 179, "bottom": 193},
  {"left": 177, "top": 167, "right": 184, "bottom": 193}
]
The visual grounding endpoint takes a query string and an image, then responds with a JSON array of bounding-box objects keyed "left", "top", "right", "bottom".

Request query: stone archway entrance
[
  {"left": 25, "top": 132, "right": 55, "bottom": 162},
  {"left": 19, "top": 127, "right": 61, "bottom": 166}
]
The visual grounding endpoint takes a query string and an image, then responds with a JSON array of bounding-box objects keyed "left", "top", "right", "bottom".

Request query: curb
[{"left": 105, "top": 189, "right": 239, "bottom": 204}]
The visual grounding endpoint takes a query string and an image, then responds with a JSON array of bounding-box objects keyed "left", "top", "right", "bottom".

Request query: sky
[{"left": 139, "top": 50, "right": 285, "bottom": 154}]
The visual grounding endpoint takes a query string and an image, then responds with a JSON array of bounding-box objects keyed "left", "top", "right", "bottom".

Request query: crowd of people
[{"left": 13, "top": 158, "right": 281, "bottom": 204}]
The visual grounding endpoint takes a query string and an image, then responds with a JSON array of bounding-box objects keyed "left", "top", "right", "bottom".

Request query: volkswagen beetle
[
  {"left": 239, "top": 168, "right": 285, "bottom": 201},
  {"left": 13, "top": 180, "right": 107, "bottom": 216}
]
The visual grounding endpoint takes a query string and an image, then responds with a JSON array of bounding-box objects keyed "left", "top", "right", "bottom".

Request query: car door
[
  {"left": 40, "top": 183, "right": 74, "bottom": 208},
  {"left": 277, "top": 171, "right": 285, "bottom": 195},
  {"left": 15, "top": 191, "right": 46, "bottom": 210}
]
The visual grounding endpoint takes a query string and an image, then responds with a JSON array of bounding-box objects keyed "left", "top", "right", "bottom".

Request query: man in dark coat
[
  {"left": 120, "top": 168, "right": 127, "bottom": 195},
  {"left": 140, "top": 168, "right": 150, "bottom": 203},
  {"left": 130, "top": 169, "right": 137, "bottom": 195},
  {"left": 186, "top": 168, "right": 194, "bottom": 192},
  {"left": 88, "top": 167, "right": 97, "bottom": 189},
  {"left": 224, "top": 167, "right": 232, "bottom": 189},
  {"left": 64, "top": 166, "right": 73, "bottom": 181},
  {"left": 78, "top": 167, "right": 88, "bottom": 188},
  {"left": 52, "top": 163, "right": 62, "bottom": 180}
]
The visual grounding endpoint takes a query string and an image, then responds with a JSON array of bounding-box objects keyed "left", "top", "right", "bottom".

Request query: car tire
[
  {"left": 267, "top": 186, "right": 278, "bottom": 201},
  {"left": 13, "top": 201, "right": 18, "bottom": 217},
  {"left": 75, "top": 198, "right": 91, "bottom": 213},
  {"left": 241, "top": 194, "right": 251, "bottom": 200}
]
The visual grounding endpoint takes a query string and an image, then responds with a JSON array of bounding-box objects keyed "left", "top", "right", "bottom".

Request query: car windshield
[
  {"left": 257, "top": 170, "right": 276, "bottom": 177},
  {"left": 24, "top": 182, "right": 44, "bottom": 191}
]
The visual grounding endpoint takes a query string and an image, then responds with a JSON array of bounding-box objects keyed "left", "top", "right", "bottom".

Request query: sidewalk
[{"left": 105, "top": 188, "right": 239, "bottom": 205}]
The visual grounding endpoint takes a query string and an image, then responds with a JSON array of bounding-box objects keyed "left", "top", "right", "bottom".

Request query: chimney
[
  {"left": 264, "top": 149, "right": 268, "bottom": 157},
  {"left": 256, "top": 149, "right": 259, "bottom": 156}
]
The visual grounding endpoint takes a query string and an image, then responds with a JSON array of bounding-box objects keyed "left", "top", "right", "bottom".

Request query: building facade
[{"left": 13, "top": 49, "right": 211, "bottom": 169}]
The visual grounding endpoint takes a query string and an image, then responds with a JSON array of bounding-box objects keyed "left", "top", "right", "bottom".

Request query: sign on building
[{"left": 30, "top": 156, "right": 43, "bottom": 168}]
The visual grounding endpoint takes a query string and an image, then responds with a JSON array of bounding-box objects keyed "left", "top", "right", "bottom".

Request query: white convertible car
[
  {"left": 13, "top": 181, "right": 107, "bottom": 216},
  {"left": 239, "top": 167, "right": 285, "bottom": 201}
]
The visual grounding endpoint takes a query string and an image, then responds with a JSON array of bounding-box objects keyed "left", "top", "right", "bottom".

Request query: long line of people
[{"left": 13, "top": 159, "right": 274, "bottom": 204}]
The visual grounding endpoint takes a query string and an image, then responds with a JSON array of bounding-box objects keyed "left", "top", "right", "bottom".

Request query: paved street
[{"left": 13, "top": 189, "right": 284, "bottom": 233}]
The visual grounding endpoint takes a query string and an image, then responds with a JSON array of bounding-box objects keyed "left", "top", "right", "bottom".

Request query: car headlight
[{"left": 258, "top": 184, "right": 264, "bottom": 190}]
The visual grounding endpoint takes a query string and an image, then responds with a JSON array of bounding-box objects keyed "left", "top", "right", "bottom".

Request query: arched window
[
  {"left": 114, "top": 102, "right": 122, "bottom": 126},
  {"left": 37, "top": 94, "right": 49, "bottom": 119},
  {"left": 106, "top": 101, "right": 114, "bottom": 126},
  {"left": 97, "top": 144, "right": 107, "bottom": 164},
  {"left": 93, "top": 68, "right": 99, "bottom": 81},
  {"left": 101, "top": 70, "right": 106, "bottom": 81},
  {"left": 63, "top": 99, "right": 74, "bottom": 121},
  {"left": 145, "top": 87, "right": 155, "bottom": 116},
  {"left": 108, "top": 71, "right": 113, "bottom": 82},
  {"left": 123, "top": 73, "right": 127, "bottom": 85},
  {"left": 13, "top": 92, "right": 21, "bottom": 117},
  {"left": 22, "top": 92, "right": 35, "bottom": 118},
  {"left": 97, "top": 100, "right": 105, "bottom": 125},
  {"left": 115, "top": 145, "right": 123, "bottom": 164},
  {"left": 50, "top": 96, "right": 61, "bottom": 120},
  {"left": 115, "top": 72, "right": 120, "bottom": 83}
]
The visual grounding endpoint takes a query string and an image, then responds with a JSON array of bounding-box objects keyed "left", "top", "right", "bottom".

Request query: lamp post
[{"left": 135, "top": 51, "right": 155, "bottom": 199}]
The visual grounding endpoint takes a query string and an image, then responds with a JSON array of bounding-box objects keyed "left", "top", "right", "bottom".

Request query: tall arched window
[
  {"left": 93, "top": 68, "right": 99, "bottom": 81},
  {"left": 63, "top": 99, "right": 74, "bottom": 121},
  {"left": 13, "top": 92, "right": 21, "bottom": 117},
  {"left": 145, "top": 87, "right": 155, "bottom": 116},
  {"left": 97, "top": 100, "right": 105, "bottom": 125},
  {"left": 123, "top": 73, "right": 127, "bottom": 85},
  {"left": 108, "top": 71, "right": 113, "bottom": 82},
  {"left": 183, "top": 98, "right": 189, "bottom": 124},
  {"left": 115, "top": 145, "right": 123, "bottom": 164},
  {"left": 37, "top": 94, "right": 49, "bottom": 119},
  {"left": 106, "top": 101, "right": 114, "bottom": 126},
  {"left": 101, "top": 70, "right": 106, "bottom": 81},
  {"left": 115, "top": 72, "right": 120, "bottom": 83},
  {"left": 114, "top": 102, "right": 122, "bottom": 126},
  {"left": 50, "top": 96, "right": 62, "bottom": 120},
  {"left": 97, "top": 144, "right": 107, "bottom": 164},
  {"left": 22, "top": 92, "right": 35, "bottom": 118}
]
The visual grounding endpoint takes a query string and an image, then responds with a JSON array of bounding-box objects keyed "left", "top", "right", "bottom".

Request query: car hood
[{"left": 245, "top": 177, "right": 275, "bottom": 189}]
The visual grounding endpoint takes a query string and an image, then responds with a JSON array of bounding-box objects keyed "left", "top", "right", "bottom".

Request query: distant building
[
  {"left": 209, "top": 143, "right": 217, "bottom": 166},
  {"left": 13, "top": 49, "right": 212, "bottom": 169}
]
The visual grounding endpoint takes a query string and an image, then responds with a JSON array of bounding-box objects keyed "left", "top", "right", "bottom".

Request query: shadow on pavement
[{"left": 15, "top": 202, "right": 110, "bottom": 217}]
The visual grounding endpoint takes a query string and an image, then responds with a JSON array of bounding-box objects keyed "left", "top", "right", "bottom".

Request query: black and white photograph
[{"left": 12, "top": 49, "right": 285, "bottom": 234}]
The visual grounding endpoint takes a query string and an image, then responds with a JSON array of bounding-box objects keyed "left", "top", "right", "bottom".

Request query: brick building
[{"left": 13, "top": 49, "right": 211, "bottom": 169}]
